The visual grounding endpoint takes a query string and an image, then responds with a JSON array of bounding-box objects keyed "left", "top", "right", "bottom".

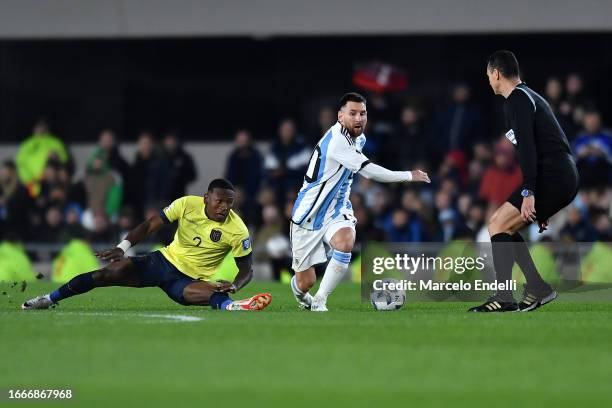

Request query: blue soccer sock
[
  {"left": 209, "top": 292, "right": 232, "bottom": 310},
  {"left": 49, "top": 272, "right": 96, "bottom": 303}
]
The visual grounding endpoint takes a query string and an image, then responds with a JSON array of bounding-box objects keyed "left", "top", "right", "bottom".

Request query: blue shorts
[{"left": 130, "top": 251, "right": 196, "bottom": 305}]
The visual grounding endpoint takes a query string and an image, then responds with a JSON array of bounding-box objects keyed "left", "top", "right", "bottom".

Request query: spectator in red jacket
[{"left": 479, "top": 138, "right": 523, "bottom": 207}]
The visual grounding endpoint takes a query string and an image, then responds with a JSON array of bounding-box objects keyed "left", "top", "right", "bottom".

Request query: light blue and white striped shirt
[{"left": 291, "top": 122, "right": 368, "bottom": 231}]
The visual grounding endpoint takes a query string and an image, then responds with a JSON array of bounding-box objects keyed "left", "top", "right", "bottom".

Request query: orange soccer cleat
[{"left": 226, "top": 293, "right": 272, "bottom": 311}]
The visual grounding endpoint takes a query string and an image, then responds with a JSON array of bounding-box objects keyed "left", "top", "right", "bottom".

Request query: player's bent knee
[
  {"left": 488, "top": 207, "right": 510, "bottom": 235},
  {"left": 182, "top": 282, "right": 216, "bottom": 306},
  {"left": 488, "top": 222, "right": 501, "bottom": 236},
  {"left": 330, "top": 228, "right": 355, "bottom": 253},
  {"left": 488, "top": 204, "right": 524, "bottom": 236},
  {"left": 488, "top": 220, "right": 512, "bottom": 236},
  {"left": 332, "top": 241, "right": 353, "bottom": 253},
  {"left": 331, "top": 234, "right": 354, "bottom": 253},
  {"left": 92, "top": 261, "right": 133, "bottom": 285},
  {"left": 182, "top": 290, "right": 209, "bottom": 306}
]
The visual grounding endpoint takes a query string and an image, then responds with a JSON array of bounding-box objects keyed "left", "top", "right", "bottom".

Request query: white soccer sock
[
  {"left": 315, "top": 250, "right": 351, "bottom": 300},
  {"left": 291, "top": 275, "right": 313, "bottom": 306}
]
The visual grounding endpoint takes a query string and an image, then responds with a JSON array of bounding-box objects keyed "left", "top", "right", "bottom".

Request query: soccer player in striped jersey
[{"left": 290, "top": 92, "right": 430, "bottom": 311}]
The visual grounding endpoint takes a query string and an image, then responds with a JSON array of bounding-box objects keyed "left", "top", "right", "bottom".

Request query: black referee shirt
[{"left": 503, "top": 83, "right": 572, "bottom": 193}]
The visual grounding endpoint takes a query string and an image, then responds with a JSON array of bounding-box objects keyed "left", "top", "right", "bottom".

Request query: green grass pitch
[{"left": 1, "top": 281, "right": 612, "bottom": 408}]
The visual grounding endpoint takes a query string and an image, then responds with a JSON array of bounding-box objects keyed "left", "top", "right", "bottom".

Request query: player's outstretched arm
[
  {"left": 95, "top": 213, "right": 166, "bottom": 262},
  {"left": 360, "top": 162, "right": 431, "bottom": 184},
  {"left": 216, "top": 253, "right": 254, "bottom": 294}
]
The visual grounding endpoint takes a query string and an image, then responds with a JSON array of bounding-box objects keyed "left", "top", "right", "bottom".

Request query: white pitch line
[
  {"left": 142, "top": 313, "right": 203, "bottom": 322},
  {"left": 52, "top": 311, "right": 203, "bottom": 323}
]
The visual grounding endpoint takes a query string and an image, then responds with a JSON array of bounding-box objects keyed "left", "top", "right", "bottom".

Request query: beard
[{"left": 347, "top": 125, "right": 364, "bottom": 138}]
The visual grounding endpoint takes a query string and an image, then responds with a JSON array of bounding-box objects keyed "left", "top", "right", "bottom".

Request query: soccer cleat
[
  {"left": 226, "top": 293, "right": 272, "bottom": 311},
  {"left": 298, "top": 300, "right": 312, "bottom": 310},
  {"left": 310, "top": 294, "right": 328, "bottom": 312},
  {"left": 468, "top": 298, "right": 518, "bottom": 313},
  {"left": 21, "top": 295, "right": 56, "bottom": 310},
  {"left": 296, "top": 293, "right": 313, "bottom": 310},
  {"left": 518, "top": 287, "right": 557, "bottom": 312}
]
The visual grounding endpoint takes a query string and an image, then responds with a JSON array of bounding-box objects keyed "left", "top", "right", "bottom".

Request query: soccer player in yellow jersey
[{"left": 22, "top": 179, "right": 272, "bottom": 311}]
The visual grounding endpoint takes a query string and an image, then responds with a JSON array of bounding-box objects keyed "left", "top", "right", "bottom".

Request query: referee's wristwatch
[{"left": 521, "top": 189, "right": 534, "bottom": 198}]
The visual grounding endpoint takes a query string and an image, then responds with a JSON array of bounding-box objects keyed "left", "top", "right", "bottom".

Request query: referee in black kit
[{"left": 469, "top": 50, "right": 579, "bottom": 313}]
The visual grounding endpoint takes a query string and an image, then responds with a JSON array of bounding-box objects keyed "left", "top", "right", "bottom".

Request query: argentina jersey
[{"left": 291, "top": 122, "right": 369, "bottom": 231}]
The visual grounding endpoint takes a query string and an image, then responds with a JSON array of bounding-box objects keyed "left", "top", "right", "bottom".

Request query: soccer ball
[{"left": 370, "top": 279, "right": 406, "bottom": 311}]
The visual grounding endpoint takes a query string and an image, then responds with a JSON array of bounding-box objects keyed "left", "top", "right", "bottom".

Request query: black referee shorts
[{"left": 508, "top": 153, "right": 580, "bottom": 223}]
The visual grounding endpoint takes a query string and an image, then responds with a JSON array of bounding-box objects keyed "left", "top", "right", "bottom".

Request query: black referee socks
[
  {"left": 490, "top": 233, "right": 516, "bottom": 302},
  {"left": 512, "top": 232, "right": 551, "bottom": 294}
]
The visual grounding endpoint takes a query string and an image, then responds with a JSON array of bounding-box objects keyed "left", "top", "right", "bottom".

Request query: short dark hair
[
  {"left": 207, "top": 178, "right": 235, "bottom": 192},
  {"left": 338, "top": 92, "right": 367, "bottom": 110},
  {"left": 487, "top": 50, "right": 520, "bottom": 78}
]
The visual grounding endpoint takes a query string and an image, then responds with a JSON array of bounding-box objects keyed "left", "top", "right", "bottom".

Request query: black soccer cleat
[
  {"left": 468, "top": 299, "right": 518, "bottom": 313},
  {"left": 518, "top": 287, "right": 557, "bottom": 312}
]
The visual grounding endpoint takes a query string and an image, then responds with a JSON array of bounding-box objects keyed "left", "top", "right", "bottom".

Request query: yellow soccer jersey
[{"left": 158, "top": 196, "right": 252, "bottom": 280}]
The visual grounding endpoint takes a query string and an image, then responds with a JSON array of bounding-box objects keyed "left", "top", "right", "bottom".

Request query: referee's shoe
[
  {"left": 518, "top": 285, "right": 557, "bottom": 312},
  {"left": 468, "top": 296, "right": 519, "bottom": 313}
]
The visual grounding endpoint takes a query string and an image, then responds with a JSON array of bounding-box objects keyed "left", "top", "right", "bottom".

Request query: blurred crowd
[
  {"left": 1, "top": 74, "right": 611, "bottom": 273},
  {"left": 0, "top": 123, "right": 195, "bottom": 247},
  {"left": 232, "top": 75, "right": 609, "bottom": 251}
]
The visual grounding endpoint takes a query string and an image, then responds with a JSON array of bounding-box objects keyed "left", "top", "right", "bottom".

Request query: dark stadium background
[
  {"left": 1, "top": 33, "right": 611, "bottom": 142},
  {"left": 2, "top": 2, "right": 612, "bottom": 407}
]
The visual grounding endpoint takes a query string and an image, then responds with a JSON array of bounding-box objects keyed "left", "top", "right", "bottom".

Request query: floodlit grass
[{"left": 1, "top": 281, "right": 611, "bottom": 407}]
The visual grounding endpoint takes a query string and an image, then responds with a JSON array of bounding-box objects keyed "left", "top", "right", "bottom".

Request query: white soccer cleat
[
  {"left": 21, "top": 295, "right": 56, "bottom": 310},
  {"left": 310, "top": 294, "right": 328, "bottom": 312},
  {"left": 297, "top": 293, "right": 314, "bottom": 310}
]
